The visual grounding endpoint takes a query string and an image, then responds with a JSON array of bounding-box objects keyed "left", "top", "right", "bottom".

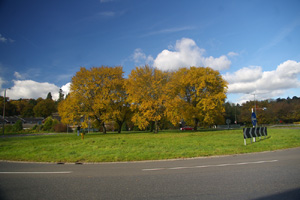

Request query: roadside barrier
[{"left": 243, "top": 127, "right": 267, "bottom": 145}]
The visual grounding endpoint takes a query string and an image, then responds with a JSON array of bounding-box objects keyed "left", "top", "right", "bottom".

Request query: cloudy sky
[{"left": 0, "top": 0, "right": 299, "bottom": 103}]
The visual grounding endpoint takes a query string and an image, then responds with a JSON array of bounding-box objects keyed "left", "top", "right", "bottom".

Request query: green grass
[{"left": 0, "top": 129, "right": 299, "bottom": 163}]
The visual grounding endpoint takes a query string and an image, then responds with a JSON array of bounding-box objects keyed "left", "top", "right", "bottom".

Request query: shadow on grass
[
  {"left": 0, "top": 128, "right": 241, "bottom": 138},
  {"left": 244, "top": 136, "right": 272, "bottom": 146},
  {"left": 87, "top": 128, "right": 237, "bottom": 136}
]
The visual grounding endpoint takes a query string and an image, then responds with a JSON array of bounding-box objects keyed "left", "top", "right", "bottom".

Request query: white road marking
[
  {"left": 169, "top": 166, "right": 192, "bottom": 170},
  {"left": 142, "top": 160, "right": 278, "bottom": 171},
  {"left": 142, "top": 168, "right": 165, "bottom": 171},
  {"left": 0, "top": 171, "right": 72, "bottom": 174}
]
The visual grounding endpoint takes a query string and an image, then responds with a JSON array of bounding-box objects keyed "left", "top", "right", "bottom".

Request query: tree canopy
[
  {"left": 57, "top": 65, "right": 229, "bottom": 133},
  {"left": 166, "top": 67, "right": 227, "bottom": 130},
  {"left": 226, "top": 97, "right": 300, "bottom": 125},
  {"left": 33, "top": 99, "right": 56, "bottom": 118},
  {"left": 126, "top": 65, "right": 169, "bottom": 133},
  {"left": 59, "top": 66, "right": 128, "bottom": 133}
]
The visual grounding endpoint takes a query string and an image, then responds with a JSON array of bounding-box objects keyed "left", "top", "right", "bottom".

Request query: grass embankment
[{"left": 0, "top": 129, "right": 299, "bottom": 163}]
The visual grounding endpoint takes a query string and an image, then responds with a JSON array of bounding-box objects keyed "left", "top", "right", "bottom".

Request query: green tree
[
  {"left": 224, "top": 102, "right": 240, "bottom": 124},
  {"left": 34, "top": 99, "right": 56, "bottom": 118},
  {"left": 43, "top": 117, "right": 53, "bottom": 131},
  {"left": 57, "top": 89, "right": 64, "bottom": 103},
  {"left": 21, "top": 104, "right": 35, "bottom": 117},
  {"left": 46, "top": 92, "right": 52, "bottom": 100},
  {"left": 13, "top": 120, "right": 23, "bottom": 132},
  {"left": 0, "top": 96, "right": 17, "bottom": 116},
  {"left": 10, "top": 98, "right": 37, "bottom": 117}
]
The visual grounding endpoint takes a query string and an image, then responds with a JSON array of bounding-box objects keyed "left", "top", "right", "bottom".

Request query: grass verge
[{"left": 0, "top": 129, "right": 299, "bottom": 163}]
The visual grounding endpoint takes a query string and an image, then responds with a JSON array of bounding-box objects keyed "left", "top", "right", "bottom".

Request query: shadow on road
[
  {"left": 254, "top": 188, "right": 300, "bottom": 200},
  {"left": 0, "top": 187, "right": 6, "bottom": 200}
]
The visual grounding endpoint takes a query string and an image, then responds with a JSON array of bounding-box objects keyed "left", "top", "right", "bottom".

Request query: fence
[
  {"left": 217, "top": 124, "right": 241, "bottom": 129},
  {"left": 243, "top": 127, "right": 267, "bottom": 145}
]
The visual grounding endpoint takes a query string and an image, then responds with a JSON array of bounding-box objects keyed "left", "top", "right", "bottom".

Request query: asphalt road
[{"left": 0, "top": 148, "right": 300, "bottom": 200}]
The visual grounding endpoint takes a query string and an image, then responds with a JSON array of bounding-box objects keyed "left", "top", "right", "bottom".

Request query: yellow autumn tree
[
  {"left": 126, "top": 65, "right": 168, "bottom": 133},
  {"left": 58, "top": 66, "right": 128, "bottom": 134},
  {"left": 113, "top": 88, "right": 132, "bottom": 133},
  {"left": 58, "top": 93, "right": 81, "bottom": 126},
  {"left": 166, "top": 67, "right": 227, "bottom": 130}
]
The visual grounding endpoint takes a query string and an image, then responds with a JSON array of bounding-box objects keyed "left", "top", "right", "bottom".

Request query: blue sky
[{"left": 0, "top": 0, "right": 299, "bottom": 103}]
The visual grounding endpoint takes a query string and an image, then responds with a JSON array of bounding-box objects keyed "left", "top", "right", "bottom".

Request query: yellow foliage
[
  {"left": 165, "top": 66, "right": 227, "bottom": 128},
  {"left": 59, "top": 66, "right": 127, "bottom": 133},
  {"left": 126, "top": 65, "right": 168, "bottom": 132},
  {"left": 59, "top": 65, "right": 228, "bottom": 132},
  {"left": 58, "top": 94, "right": 81, "bottom": 125}
]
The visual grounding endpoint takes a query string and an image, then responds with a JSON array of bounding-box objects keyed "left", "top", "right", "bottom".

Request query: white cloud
[
  {"left": 0, "top": 34, "right": 7, "bottom": 43},
  {"left": 227, "top": 52, "right": 239, "bottom": 57},
  {"left": 223, "top": 66, "right": 262, "bottom": 84},
  {"left": 276, "top": 60, "right": 300, "bottom": 78},
  {"left": 201, "top": 55, "right": 231, "bottom": 71},
  {"left": 141, "top": 26, "right": 195, "bottom": 37},
  {"left": 61, "top": 82, "right": 71, "bottom": 95},
  {"left": 237, "top": 90, "right": 285, "bottom": 104},
  {"left": 0, "top": 34, "right": 14, "bottom": 43},
  {"left": 0, "top": 77, "right": 4, "bottom": 91},
  {"left": 7, "top": 80, "right": 60, "bottom": 100},
  {"left": 3, "top": 80, "right": 71, "bottom": 100},
  {"left": 98, "top": 11, "right": 116, "bottom": 17},
  {"left": 133, "top": 48, "right": 146, "bottom": 62},
  {"left": 14, "top": 72, "right": 23, "bottom": 79},
  {"left": 132, "top": 48, "right": 154, "bottom": 66},
  {"left": 153, "top": 38, "right": 231, "bottom": 71},
  {"left": 12, "top": 70, "right": 39, "bottom": 80},
  {"left": 224, "top": 60, "right": 300, "bottom": 101}
]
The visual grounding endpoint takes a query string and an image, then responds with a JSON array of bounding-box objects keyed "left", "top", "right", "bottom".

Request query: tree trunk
[
  {"left": 150, "top": 121, "right": 154, "bottom": 132},
  {"left": 102, "top": 122, "right": 107, "bottom": 134},
  {"left": 117, "top": 121, "right": 123, "bottom": 133},
  {"left": 154, "top": 120, "right": 159, "bottom": 133},
  {"left": 193, "top": 118, "right": 199, "bottom": 131}
]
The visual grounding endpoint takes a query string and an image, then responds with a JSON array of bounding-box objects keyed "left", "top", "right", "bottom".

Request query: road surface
[{"left": 0, "top": 148, "right": 300, "bottom": 199}]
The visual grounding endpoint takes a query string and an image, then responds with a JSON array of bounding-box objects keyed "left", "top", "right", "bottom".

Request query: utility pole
[
  {"left": 234, "top": 103, "right": 237, "bottom": 124},
  {"left": 2, "top": 88, "right": 10, "bottom": 135},
  {"left": 2, "top": 89, "right": 6, "bottom": 135},
  {"left": 254, "top": 93, "right": 257, "bottom": 118}
]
